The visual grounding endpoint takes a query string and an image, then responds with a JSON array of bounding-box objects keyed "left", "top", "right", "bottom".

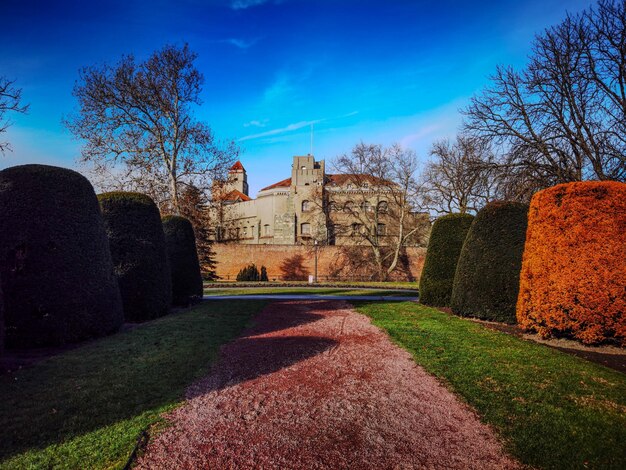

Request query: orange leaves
[{"left": 516, "top": 181, "right": 626, "bottom": 345}]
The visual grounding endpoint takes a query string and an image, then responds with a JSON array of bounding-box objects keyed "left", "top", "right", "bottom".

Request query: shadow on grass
[
  {"left": 0, "top": 298, "right": 342, "bottom": 468},
  {"left": 0, "top": 300, "right": 268, "bottom": 465}
]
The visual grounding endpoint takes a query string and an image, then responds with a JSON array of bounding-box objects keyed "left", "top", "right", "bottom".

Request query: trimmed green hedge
[
  {"left": 98, "top": 192, "right": 171, "bottom": 321},
  {"left": 0, "top": 165, "right": 123, "bottom": 347},
  {"left": 162, "top": 215, "right": 203, "bottom": 306},
  {"left": 451, "top": 202, "right": 528, "bottom": 323},
  {"left": 419, "top": 213, "right": 474, "bottom": 306}
]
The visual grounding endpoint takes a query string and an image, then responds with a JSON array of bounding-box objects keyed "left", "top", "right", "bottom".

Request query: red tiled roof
[
  {"left": 327, "top": 174, "right": 389, "bottom": 185},
  {"left": 260, "top": 177, "right": 292, "bottom": 192},
  {"left": 229, "top": 161, "right": 245, "bottom": 172},
  {"left": 220, "top": 189, "right": 252, "bottom": 202},
  {"left": 258, "top": 174, "right": 390, "bottom": 193}
]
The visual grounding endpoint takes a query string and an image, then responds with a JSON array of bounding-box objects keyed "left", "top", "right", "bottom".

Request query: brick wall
[{"left": 212, "top": 243, "right": 426, "bottom": 282}]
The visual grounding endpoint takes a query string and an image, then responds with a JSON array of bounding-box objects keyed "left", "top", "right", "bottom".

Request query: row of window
[
  {"left": 299, "top": 223, "right": 386, "bottom": 237},
  {"left": 300, "top": 200, "right": 388, "bottom": 213}
]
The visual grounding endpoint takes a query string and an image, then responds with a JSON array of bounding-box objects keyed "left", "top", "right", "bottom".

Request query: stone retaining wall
[{"left": 212, "top": 243, "right": 426, "bottom": 282}]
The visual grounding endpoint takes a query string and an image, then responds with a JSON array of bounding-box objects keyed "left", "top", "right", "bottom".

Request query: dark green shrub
[
  {"left": 98, "top": 192, "right": 171, "bottom": 321},
  {"left": 162, "top": 215, "right": 203, "bottom": 306},
  {"left": 236, "top": 264, "right": 260, "bottom": 281},
  {"left": 260, "top": 266, "right": 269, "bottom": 282},
  {"left": 451, "top": 202, "right": 529, "bottom": 323},
  {"left": 419, "top": 213, "right": 474, "bottom": 306},
  {"left": 0, "top": 165, "right": 123, "bottom": 347}
]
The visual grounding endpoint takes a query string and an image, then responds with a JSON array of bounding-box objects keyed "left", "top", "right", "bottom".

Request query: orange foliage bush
[{"left": 516, "top": 181, "right": 626, "bottom": 345}]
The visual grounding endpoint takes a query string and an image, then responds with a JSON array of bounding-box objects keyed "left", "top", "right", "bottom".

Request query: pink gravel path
[{"left": 137, "top": 300, "right": 519, "bottom": 469}]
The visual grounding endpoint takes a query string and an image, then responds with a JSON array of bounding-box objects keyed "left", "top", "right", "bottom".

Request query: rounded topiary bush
[
  {"left": 451, "top": 201, "right": 528, "bottom": 323},
  {"left": 517, "top": 181, "right": 626, "bottom": 345},
  {"left": 99, "top": 192, "right": 172, "bottom": 321},
  {"left": 419, "top": 213, "right": 474, "bottom": 307},
  {"left": 162, "top": 215, "right": 203, "bottom": 306},
  {"left": 0, "top": 164, "right": 124, "bottom": 347}
]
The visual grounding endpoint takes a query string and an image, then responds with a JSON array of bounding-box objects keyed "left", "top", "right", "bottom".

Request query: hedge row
[
  {"left": 451, "top": 202, "right": 528, "bottom": 324},
  {"left": 0, "top": 165, "right": 124, "bottom": 348},
  {"left": 517, "top": 182, "right": 626, "bottom": 345},
  {"left": 422, "top": 181, "right": 625, "bottom": 346},
  {"left": 0, "top": 165, "right": 204, "bottom": 349},
  {"left": 419, "top": 213, "right": 474, "bottom": 306},
  {"left": 99, "top": 192, "right": 172, "bottom": 321}
]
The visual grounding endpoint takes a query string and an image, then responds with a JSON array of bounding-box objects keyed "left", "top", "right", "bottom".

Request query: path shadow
[
  {"left": 187, "top": 335, "right": 338, "bottom": 399},
  {"left": 245, "top": 299, "right": 341, "bottom": 337}
]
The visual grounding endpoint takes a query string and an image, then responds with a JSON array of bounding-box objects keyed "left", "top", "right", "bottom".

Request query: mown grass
[
  {"left": 205, "top": 280, "right": 419, "bottom": 290},
  {"left": 0, "top": 300, "right": 268, "bottom": 470},
  {"left": 203, "top": 287, "right": 418, "bottom": 297},
  {"left": 354, "top": 301, "right": 626, "bottom": 470}
]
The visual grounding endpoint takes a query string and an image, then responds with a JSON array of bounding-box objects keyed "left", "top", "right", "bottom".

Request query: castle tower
[
  {"left": 226, "top": 161, "right": 248, "bottom": 196},
  {"left": 291, "top": 155, "right": 324, "bottom": 187}
]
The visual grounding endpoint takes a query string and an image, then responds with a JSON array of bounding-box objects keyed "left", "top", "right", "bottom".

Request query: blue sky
[{"left": 1, "top": 0, "right": 592, "bottom": 196}]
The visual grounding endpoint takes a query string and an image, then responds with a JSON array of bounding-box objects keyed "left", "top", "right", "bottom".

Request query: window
[
  {"left": 301, "top": 200, "right": 311, "bottom": 212},
  {"left": 361, "top": 201, "right": 371, "bottom": 212},
  {"left": 301, "top": 223, "right": 311, "bottom": 236},
  {"left": 351, "top": 223, "right": 363, "bottom": 235},
  {"left": 263, "top": 224, "right": 270, "bottom": 236},
  {"left": 377, "top": 201, "right": 388, "bottom": 214},
  {"left": 235, "top": 227, "right": 240, "bottom": 239},
  {"left": 243, "top": 227, "right": 248, "bottom": 237},
  {"left": 376, "top": 223, "right": 387, "bottom": 236},
  {"left": 344, "top": 201, "right": 355, "bottom": 213}
]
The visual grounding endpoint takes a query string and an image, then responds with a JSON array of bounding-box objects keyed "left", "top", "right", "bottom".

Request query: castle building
[{"left": 211, "top": 155, "right": 426, "bottom": 246}]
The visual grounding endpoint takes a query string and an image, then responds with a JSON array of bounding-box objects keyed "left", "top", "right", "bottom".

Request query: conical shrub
[
  {"left": 99, "top": 192, "right": 172, "bottom": 321},
  {"left": 162, "top": 215, "right": 203, "bottom": 306},
  {"left": 0, "top": 164, "right": 123, "bottom": 347},
  {"left": 451, "top": 201, "right": 528, "bottom": 323},
  {"left": 419, "top": 213, "right": 474, "bottom": 306}
]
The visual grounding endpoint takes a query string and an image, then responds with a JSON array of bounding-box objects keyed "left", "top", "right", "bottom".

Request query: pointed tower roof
[{"left": 229, "top": 161, "right": 245, "bottom": 172}]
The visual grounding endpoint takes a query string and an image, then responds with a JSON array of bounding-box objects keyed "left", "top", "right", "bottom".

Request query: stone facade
[{"left": 211, "top": 155, "right": 428, "bottom": 247}]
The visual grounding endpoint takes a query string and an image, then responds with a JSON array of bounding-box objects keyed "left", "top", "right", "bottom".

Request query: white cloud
[
  {"left": 239, "top": 119, "right": 320, "bottom": 142},
  {"left": 231, "top": 0, "right": 283, "bottom": 10},
  {"left": 244, "top": 119, "right": 269, "bottom": 128},
  {"left": 239, "top": 111, "right": 359, "bottom": 142},
  {"left": 220, "top": 38, "right": 260, "bottom": 49}
]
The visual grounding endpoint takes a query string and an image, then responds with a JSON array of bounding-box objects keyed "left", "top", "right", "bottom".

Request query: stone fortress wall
[{"left": 211, "top": 243, "right": 426, "bottom": 282}]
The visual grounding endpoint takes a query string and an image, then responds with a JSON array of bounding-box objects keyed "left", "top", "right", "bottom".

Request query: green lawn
[
  {"left": 0, "top": 300, "right": 268, "bottom": 470},
  {"left": 205, "top": 280, "right": 419, "bottom": 290},
  {"left": 354, "top": 301, "right": 626, "bottom": 470},
  {"left": 203, "top": 287, "right": 418, "bottom": 297}
]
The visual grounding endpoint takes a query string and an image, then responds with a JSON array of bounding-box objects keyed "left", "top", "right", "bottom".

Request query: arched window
[
  {"left": 301, "top": 200, "right": 311, "bottom": 212},
  {"left": 301, "top": 223, "right": 311, "bottom": 236},
  {"left": 344, "top": 201, "right": 355, "bottom": 213},
  {"left": 377, "top": 201, "right": 388, "bottom": 213},
  {"left": 376, "top": 223, "right": 387, "bottom": 236}
]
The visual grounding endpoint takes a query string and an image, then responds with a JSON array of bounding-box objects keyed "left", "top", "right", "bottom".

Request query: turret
[{"left": 226, "top": 161, "right": 248, "bottom": 196}]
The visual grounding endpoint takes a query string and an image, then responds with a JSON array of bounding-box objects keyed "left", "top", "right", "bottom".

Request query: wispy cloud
[
  {"left": 239, "top": 119, "right": 320, "bottom": 142},
  {"left": 244, "top": 119, "right": 269, "bottom": 128},
  {"left": 231, "top": 0, "right": 284, "bottom": 10},
  {"left": 239, "top": 111, "right": 359, "bottom": 142},
  {"left": 211, "top": 37, "right": 260, "bottom": 49}
]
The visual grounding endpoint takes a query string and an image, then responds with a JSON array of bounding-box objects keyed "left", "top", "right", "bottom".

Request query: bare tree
[
  {"left": 463, "top": 0, "right": 626, "bottom": 184},
  {"left": 419, "top": 135, "right": 497, "bottom": 214},
  {"left": 331, "top": 142, "right": 428, "bottom": 281},
  {"left": 0, "top": 76, "right": 29, "bottom": 154},
  {"left": 64, "top": 43, "right": 238, "bottom": 213}
]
